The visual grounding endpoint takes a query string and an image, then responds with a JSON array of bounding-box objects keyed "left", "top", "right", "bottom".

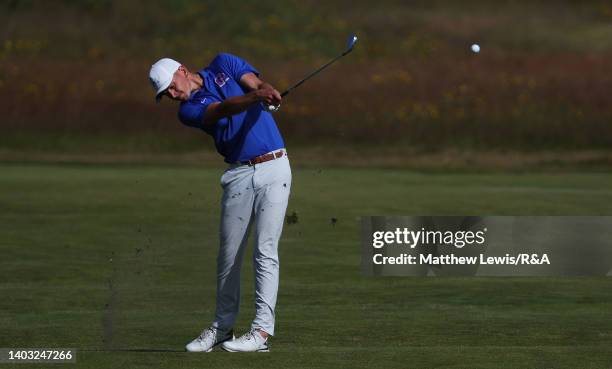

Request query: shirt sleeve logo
[{"left": 214, "top": 72, "right": 230, "bottom": 87}]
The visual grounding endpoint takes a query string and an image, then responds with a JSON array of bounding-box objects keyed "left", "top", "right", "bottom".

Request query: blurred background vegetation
[{"left": 1, "top": 0, "right": 612, "bottom": 166}]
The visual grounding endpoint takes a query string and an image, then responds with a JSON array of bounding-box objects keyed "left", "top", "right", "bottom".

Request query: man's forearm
[
  {"left": 203, "top": 85, "right": 280, "bottom": 125},
  {"left": 215, "top": 92, "right": 259, "bottom": 117},
  {"left": 203, "top": 91, "right": 261, "bottom": 124}
]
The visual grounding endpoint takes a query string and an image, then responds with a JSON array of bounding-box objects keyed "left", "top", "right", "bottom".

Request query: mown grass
[{"left": 0, "top": 164, "right": 611, "bottom": 368}]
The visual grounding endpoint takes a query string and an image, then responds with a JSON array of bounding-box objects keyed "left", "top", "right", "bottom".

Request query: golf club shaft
[{"left": 280, "top": 50, "right": 352, "bottom": 98}]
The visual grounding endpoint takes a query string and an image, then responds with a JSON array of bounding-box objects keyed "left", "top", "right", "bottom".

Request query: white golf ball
[{"left": 471, "top": 44, "right": 480, "bottom": 53}]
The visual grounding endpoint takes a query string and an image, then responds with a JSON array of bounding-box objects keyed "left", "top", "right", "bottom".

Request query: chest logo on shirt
[{"left": 214, "top": 72, "right": 230, "bottom": 87}]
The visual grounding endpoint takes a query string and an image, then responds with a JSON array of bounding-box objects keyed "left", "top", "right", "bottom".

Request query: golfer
[{"left": 148, "top": 54, "right": 291, "bottom": 352}]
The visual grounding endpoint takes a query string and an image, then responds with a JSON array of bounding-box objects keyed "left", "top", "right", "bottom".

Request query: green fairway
[{"left": 1, "top": 164, "right": 611, "bottom": 368}]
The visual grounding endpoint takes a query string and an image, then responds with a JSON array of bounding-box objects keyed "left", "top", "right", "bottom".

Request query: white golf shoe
[
  {"left": 221, "top": 328, "right": 269, "bottom": 352},
  {"left": 185, "top": 327, "right": 234, "bottom": 352}
]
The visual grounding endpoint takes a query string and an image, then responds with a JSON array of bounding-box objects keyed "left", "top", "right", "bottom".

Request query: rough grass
[{"left": 2, "top": 1, "right": 612, "bottom": 152}]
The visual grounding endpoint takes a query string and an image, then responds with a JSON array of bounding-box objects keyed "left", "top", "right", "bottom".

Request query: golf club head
[{"left": 344, "top": 34, "right": 358, "bottom": 55}]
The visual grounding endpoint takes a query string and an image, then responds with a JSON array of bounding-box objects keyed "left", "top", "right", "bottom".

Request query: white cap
[{"left": 149, "top": 58, "right": 181, "bottom": 101}]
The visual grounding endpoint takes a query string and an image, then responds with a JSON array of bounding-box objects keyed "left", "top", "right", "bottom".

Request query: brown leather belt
[{"left": 242, "top": 150, "right": 285, "bottom": 166}]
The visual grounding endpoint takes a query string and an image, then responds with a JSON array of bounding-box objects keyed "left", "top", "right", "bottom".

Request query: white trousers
[{"left": 211, "top": 152, "right": 291, "bottom": 336}]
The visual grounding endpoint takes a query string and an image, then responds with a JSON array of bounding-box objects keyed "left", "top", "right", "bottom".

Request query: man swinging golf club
[
  {"left": 149, "top": 35, "right": 356, "bottom": 353},
  {"left": 149, "top": 53, "right": 291, "bottom": 352}
]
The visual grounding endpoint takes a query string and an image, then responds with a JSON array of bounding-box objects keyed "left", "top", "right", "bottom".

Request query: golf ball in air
[{"left": 471, "top": 44, "right": 480, "bottom": 53}]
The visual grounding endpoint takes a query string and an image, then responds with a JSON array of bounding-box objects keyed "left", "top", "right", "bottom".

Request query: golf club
[{"left": 264, "top": 34, "right": 358, "bottom": 112}]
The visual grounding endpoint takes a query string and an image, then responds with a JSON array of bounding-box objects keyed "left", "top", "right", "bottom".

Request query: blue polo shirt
[{"left": 178, "top": 53, "right": 285, "bottom": 163}]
